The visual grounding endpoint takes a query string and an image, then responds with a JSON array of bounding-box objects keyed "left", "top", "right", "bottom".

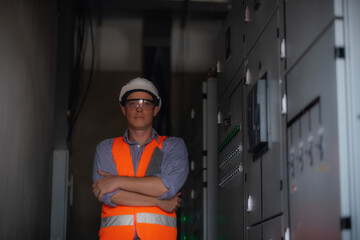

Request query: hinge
[
  {"left": 340, "top": 217, "right": 351, "bottom": 230},
  {"left": 284, "top": 228, "right": 290, "bottom": 240},
  {"left": 217, "top": 60, "right": 222, "bottom": 73},
  {"left": 281, "top": 94, "right": 287, "bottom": 115},
  {"left": 245, "top": 6, "right": 250, "bottom": 22},
  {"left": 335, "top": 47, "right": 345, "bottom": 59},
  {"left": 280, "top": 38, "right": 286, "bottom": 59},
  {"left": 280, "top": 180, "right": 283, "bottom": 190},
  {"left": 245, "top": 68, "right": 251, "bottom": 85}
]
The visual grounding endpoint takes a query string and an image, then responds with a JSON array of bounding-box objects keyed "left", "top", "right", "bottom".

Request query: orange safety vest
[{"left": 99, "top": 136, "right": 177, "bottom": 240}]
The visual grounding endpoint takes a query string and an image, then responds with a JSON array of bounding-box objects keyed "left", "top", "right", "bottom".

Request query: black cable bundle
[{"left": 67, "top": 0, "right": 95, "bottom": 142}]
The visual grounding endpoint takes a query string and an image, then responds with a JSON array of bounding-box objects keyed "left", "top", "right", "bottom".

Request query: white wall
[
  {"left": 85, "top": 16, "right": 222, "bottom": 73},
  {"left": 172, "top": 18, "right": 223, "bottom": 72},
  {"left": 0, "top": 0, "right": 58, "bottom": 239},
  {"left": 85, "top": 17, "right": 143, "bottom": 72}
]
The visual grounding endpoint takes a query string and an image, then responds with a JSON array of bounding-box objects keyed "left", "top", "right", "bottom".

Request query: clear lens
[{"left": 125, "top": 99, "right": 154, "bottom": 110}]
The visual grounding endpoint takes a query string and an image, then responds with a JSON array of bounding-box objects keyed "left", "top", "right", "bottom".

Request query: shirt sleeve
[
  {"left": 92, "top": 138, "right": 119, "bottom": 207},
  {"left": 156, "top": 137, "right": 189, "bottom": 200}
]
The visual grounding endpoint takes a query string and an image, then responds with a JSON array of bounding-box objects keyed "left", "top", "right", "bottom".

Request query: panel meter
[{"left": 247, "top": 77, "right": 268, "bottom": 157}]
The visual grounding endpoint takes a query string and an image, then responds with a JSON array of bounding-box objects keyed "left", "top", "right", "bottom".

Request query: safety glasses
[{"left": 125, "top": 98, "right": 155, "bottom": 110}]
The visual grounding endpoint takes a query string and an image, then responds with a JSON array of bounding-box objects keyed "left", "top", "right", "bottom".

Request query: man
[{"left": 92, "top": 77, "right": 189, "bottom": 240}]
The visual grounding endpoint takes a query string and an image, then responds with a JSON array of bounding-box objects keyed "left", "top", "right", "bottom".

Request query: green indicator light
[
  {"left": 189, "top": 234, "right": 197, "bottom": 240},
  {"left": 219, "top": 124, "right": 241, "bottom": 152}
]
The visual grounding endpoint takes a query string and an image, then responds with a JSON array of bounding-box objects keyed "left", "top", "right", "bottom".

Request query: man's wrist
[
  {"left": 115, "top": 176, "right": 123, "bottom": 189},
  {"left": 154, "top": 198, "right": 161, "bottom": 207}
]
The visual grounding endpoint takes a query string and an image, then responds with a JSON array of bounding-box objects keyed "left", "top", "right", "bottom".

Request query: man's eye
[
  {"left": 128, "top": 102, "right": 136, "bottom": 107},
  {"left": 144, "top": 101, "right": 152, "bottom": 107}
]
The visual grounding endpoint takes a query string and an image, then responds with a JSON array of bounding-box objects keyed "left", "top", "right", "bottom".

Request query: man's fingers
[
  {"left": 96, "top": 189, "right": 103, "bottom": 201},
  {"left": 98, "top": 169, "right": 111, "bottom": 176}
]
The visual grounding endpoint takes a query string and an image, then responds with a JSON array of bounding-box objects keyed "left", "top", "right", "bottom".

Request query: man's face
[{"left": 121, "top": 91, "right": 159, "bottom": 131}]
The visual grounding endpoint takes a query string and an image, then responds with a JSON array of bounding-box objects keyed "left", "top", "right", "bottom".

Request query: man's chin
[{"left": 129, "top": 124, "right": 152, "bottom": 131}]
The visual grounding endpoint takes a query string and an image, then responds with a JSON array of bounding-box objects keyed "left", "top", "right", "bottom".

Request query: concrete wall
[{"left": 0, "top": 0, "right": 58, "bottom": 239}]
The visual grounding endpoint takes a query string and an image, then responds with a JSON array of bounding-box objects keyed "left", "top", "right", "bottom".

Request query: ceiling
[{"left": 98, "top": 0, "right": 232, "bottom": 21}]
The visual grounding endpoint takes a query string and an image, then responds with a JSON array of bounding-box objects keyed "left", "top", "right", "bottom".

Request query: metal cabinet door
[
  {"left": 248, "top": 224, "right": 262, "bottom": 240},
  {"left": 255, "top": 13, "right": 283, "bottom": 220},
  {"left": 245, "top": 11, "right": 283, "bottom": 221},
  {"left": 263, "top": 216, "right": 283, "bottom": 240},
  {"left": 217, "top": 23, "right": 227, "bottom": 96},
  {"left": 218, "top": 172, "right": 244, "bottom": 240},
  {"left": 218, "top": 73, "right": 245, "bottom": 240},
  {"left": 286, "top": 23, "right": 341, "bottom": 240},
  {"left": 244, "top": 0, "right": 278, "bottom": 57},
  {"left": 285, "top": 0, "right": 341, "bottom": 68},
  {"left": 224, "top": 1, "right": 245, "bottom": 85},
  {"left": 247, "top": 158, "right": 262, "bottom": 225}
]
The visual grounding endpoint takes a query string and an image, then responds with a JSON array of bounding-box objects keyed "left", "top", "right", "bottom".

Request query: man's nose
[{"left": 136, "top": 103, "right": 143, "bottom": 111}]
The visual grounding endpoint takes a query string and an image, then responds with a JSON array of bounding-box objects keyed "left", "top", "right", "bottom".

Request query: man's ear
[
  {"left": 121, "top": 106, "right": 127, "bottom": 116},
  {"left": 153, "top": 106, "right": 160, "bottom": 117}
]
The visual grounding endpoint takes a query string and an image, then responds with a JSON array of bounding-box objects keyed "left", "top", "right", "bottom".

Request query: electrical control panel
[{"left": 247, "top": 77, "right": 268, "bottom": 156}]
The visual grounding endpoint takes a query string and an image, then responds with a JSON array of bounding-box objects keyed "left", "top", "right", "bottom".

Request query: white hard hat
[{"left": 119, "top": 77, "right": 161, "bottom": 110}]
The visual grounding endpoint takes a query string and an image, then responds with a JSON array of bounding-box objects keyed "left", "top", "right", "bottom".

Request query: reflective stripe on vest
[
  {"left": 136, "top": 213, "right": 177, "bottom": 228},
  {"left": 101, "top": 215, "right": 134, "bottom": 228},
  {"left": 101, "top": 213, "right": 176, "bottom": 229}
]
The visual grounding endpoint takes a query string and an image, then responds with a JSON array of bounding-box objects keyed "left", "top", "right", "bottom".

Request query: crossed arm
[
  {"left": 92, "top": 170, "right": 181, "bottom": 212},
  {"left": 92, "top": 137, "right": 188, "bottom": 212}
]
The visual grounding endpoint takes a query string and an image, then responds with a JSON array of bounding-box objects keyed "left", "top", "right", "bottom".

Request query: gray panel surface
[
  {"left": 217, "top": 25, "right": 227, "bottom": 96},
  {"left": 245, "top": 12, "right": 283, "bottom": 221},
  {"left": 247, "top": 158, "right": 262, "bottom": 225},
  {"left": 218, "top": 173, "right": 244, "bottom": 240},
  {"left": 286, "top": 0, "right": 337, "bottom": 68},
  {"left": 244, "top": 0, "right": 278, "bottom": 57},
  {"left": 218, "top": 76, "right": 244, "bottom": 240},
  {"left": 51, "top": 151, "right": 69, "bottom": 240},
  {"left": 225, "top": 1, "right": 245, "bottom": 83},
  {"left": 287, "top": 23, "right": 341, "bottom": 240},
  {"left": 248, "top": 224, "right": 262, "bottom": 240},
  {"left": 260, "top": 13, "right": 283, "bottom": 217},
  {"left": 263, "top": 216, "right": 283, "bottom": 240},
  {"left": 345, "top": 0, "right": 360, "bottom": 238},
  {"left": 218, "top": 1, "right": 245, "bottom": 96}
]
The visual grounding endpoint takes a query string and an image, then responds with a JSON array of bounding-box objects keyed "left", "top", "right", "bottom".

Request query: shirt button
[{"left": 137, "top": 145, "right": 140, "bottom": 148}]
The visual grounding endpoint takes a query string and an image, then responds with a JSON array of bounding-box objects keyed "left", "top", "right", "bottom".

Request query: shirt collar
[{"left": 123, "top": 128, "right": 159, "bottom": 145}]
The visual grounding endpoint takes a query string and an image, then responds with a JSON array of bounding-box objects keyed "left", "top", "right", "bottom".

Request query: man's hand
[
  {"left": 92, "top": 170, "right": 119, "bottom": 202},
  {"left": 157, "top": 192, "right": 182, "bottom": 213}
]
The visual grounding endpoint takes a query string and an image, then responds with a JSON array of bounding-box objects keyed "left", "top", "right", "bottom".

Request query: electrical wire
[{"left": 67, "top": 0, "right": 96, "bottom": 142}]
